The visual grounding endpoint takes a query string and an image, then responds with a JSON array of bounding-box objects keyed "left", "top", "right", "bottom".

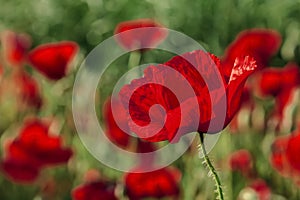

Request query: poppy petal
[
  {"left": 114, "top": 19, "right": 167, "bottom": 51},
  {"left": 28, "top": 41, "right": 78, "bottom": 80}
]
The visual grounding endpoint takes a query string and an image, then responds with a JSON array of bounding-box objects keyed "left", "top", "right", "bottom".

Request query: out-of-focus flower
[
  {"left": 13, "top": 71, "right": 42, "bottom": 109},
  {"left": 0, "top": 70, "right": 42, "bottom": 111},
  {"left": 270, "top": 127, "right": 300, "bottom": 185},
  {"left": 72, "top": 181, "right": 117, "bottom": 200},
  {"left": 0, "top": 119, "right": 73, "bottom": 183},
  {"left": 257, "top": 63, "right": 300, "bottom": 121},
  {"left": 0, "top": 158, "right": 40, "bottom": 183},
  {"left": 270, "top": 136, "right": 291, "bottom": 176},
  {"left": 103, "top": 97, "right": 131, "bottom": 148},
  {"left": 229, "top": 149, "right": 253, "bottom": 176},
  {"left": 120, "top": 50, "right": 257, "bottom": 142},
  {"left": 286, "top": 131, "right": 300, "bottom": 173},
  {"left": 124, "top": 167, "right": 181, "bottom": 200},
  {"left": 28, "top": 41, "right": 78, "bottom": 80},
  {"left": 249, "top": 179, "right": 271, "bottom": 200},
  {"left": 114, "top": 19, "right": 167, "bottom": 51},
  {"left": 1, "top": 30, "right": 31, "bottom": 66},
  {"left": 72, "top": 173, "right": 118, "bottom": 200},
  {"left": 222, "top": 29, "right": 281, "bottom": 80}
]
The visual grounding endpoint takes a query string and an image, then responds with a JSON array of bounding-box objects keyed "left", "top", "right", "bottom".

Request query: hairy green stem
[{"left": 199, "top": 133, "right": 224, "bottom": 200}]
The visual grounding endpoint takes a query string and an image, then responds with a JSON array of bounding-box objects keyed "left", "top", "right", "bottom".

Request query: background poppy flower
[
  {"left": 124, "top": 167, "right": 181, "bottom": 200},
  {"left": 286, "top": 131, "right": 300, "bottom": 173},
  {"left": 27, "top": 41, "right": 78, "bottom": 80},
  {"left": 72, "top": 180, "right": 118, "bottom": 200},
  {"left": 258, "top": 63, "right": 300, "bottom": 97},
  {"left": 0, "top": 158, "right": 39, "bottom": 183},
  {"left": 270, "top": 128, "right": 300, "bottom": 183},
  {"left": 114, "top": 18, "right": 168, "bottom": 51},
  {"left": 0, "top": 119, "right": 73, "bottom": 183},
  {"left": 249, "top": 179, "right": 271, "bottom": 200},
  {"left": 120, "top": 50, "right": 257, "bottom": 142},
  {"left": 103, "top": 97, "right": 131, "bottom": 148},
  {"left": 1, "top": 30, "right": 31, "bottom": 66},
  {"left": 270, "top": 136, "right": 291, "bottom": 176},
  {"left": 222, "top": 29, "right": 281, "bottom": 80},
  {"left": 229, "top": 149, "right": 253, "bottom": 176},
  {"left": 257, "top": 63, "right": 300, "bottom": 127},
  {"left": 13, "top": 71, "right": 42, "bottom": 109}
]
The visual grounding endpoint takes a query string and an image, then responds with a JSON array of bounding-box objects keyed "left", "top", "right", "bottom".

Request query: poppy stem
[
  {"left": 128, "top": 50, "right": 142, "bottom": 69},
  {"left": 199, "top": 133, "right": 224, "bottom": 200}
]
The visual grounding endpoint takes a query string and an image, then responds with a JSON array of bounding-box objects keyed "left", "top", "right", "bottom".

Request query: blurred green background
[
  {"left": 1, "top": 0, "right": 299, "bottom": 58},
  {"left": 1, "top": 0, "right": 300, "bottom": 199}
]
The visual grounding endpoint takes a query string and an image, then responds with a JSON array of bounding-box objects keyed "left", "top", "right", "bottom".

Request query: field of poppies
[{"left": 1, "top": 0, "right": 300, "bottom": 200}]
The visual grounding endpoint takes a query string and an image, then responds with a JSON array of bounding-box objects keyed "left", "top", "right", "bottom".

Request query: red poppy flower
[
  {"left": 114, "top": 19, "right": 167, "bottom": 51},
  {"left": 120, "top": 50, "right": 257, "bottom": 142},
  {"left": 72, "top": 181, "right": 118, "bottom": 200},
  {"left": 249, "top": 179, "right": 271, "bottom": 200},
  {"left": 259, "top": 63, "right": 300, "bottom": 97},
  {"left": 286, "top": 131, "right": 300, "bottom": 173},
  {"left": 258, "top": 63, "right": 300, "bottom": 122},
  {"left": 103, "top": 97, "right": 131, "bottom": 148},
  {"left": 27, "top": 41, "right": 78, "bottom": 80},
  {"left": 0, "top": 119, "right": 72, "bottom": 183},
  {"left": 270, "top": 136, "right": 291, "bottom": 176},
  {"left": 124, "top": 167, "right": 181, "bottom": 200},
  {"left": 13, "top": 71, "right": 42, "bottom": 108},
  {"left": 222, "top": 29, "right": 281, "bottom": 80},
  {"left": 229, "top": 149, "right": 253, "bottom": 176},
  {"left": 13, "top": 120, "right": 72, "bottom": 166},
  {"left": 0, "top": 158, "right": 39, "bottom": 183},
  {"left": 1, "top": 30, "right": 31, "bottom": 66}
]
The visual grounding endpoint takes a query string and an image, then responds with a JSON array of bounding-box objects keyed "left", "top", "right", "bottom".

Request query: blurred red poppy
[
  {"left": 103, "top": 97, "right": 131, "bottom": 148},
  {"left": 286, "top": 131, "right": 300, "bottom": 173},
  {"left": 229, "top": 149, "right": 253, "bottom": 176},
  {"left": 120, "top": 50, "right": 257, "bottom": 142},
  {"left": 72, "top": 180, "right": 118, "bottom": 200},
  {"left": 270, "top": 136, "right": 291, "bottom": 176},
  {"left": 0, "top": 158, "right": 39, "bottom": 183},
  {"left": 0, "top": 119, "right": 72, "bottom": 183},
  {"left": 124, "top": 167, "right": 181, "bottom": 200},
  {"left": 258, "top": 63, "right": 300, "bottom": 124},
  {"left": 114, "top": 19, "right": 167, "bottom": 51},
  {"left": 28, "top": 41, "right": 78, "bottom": 80},
  {"left": 249, "top": 179, "right": 271, "bottom": 200},
  {"left": 1, "top": 30, "right": 31, "bottom": 66},
  {"left": 13, "top": 71, "right": 42, "bottom": 108},
  {"left": 270, "top": 129, "right": 300, "bottom": 183}
]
